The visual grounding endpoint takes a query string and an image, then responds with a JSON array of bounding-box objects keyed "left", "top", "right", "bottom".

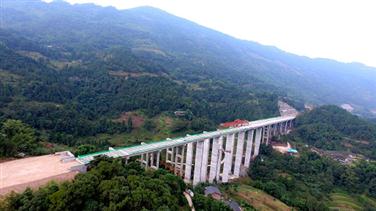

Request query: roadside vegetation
[
  {"left": 289, "top": 105, "right": 376, "bottom": 159},
  {"left": 0, "top": 157, "right": 228, "bottom": 211},
  {"left": 246, "top": 144, "right": 376, "bottom": 210}
]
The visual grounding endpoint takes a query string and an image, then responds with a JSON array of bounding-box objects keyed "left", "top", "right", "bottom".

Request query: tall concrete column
[
  {"left": 140, "top": 153, "right": 146, "bottom": 167},
  {"left": 267, "top": 125, "right": 273, "bottom": 145},
  {"left": 222, "top": 133, "right": 234, "bottom": 183},
  {"left": 270, "top": 124, "right": 277, "bottom": 137},
  {"left": 209, "top": 137, "right": 220, "bottom": 183},
  {"left": 166, "top": 147, "right": 174, "bottom": 164},
  {"left": 215, "top": 136, "right": 224, "bottom": 182},
  {"left": 174, "top": 146, "right": 185, "bottom": 176},
  {"left": 156, "top": 151, "right": 160, "bottom": 168},
  {"left": 145, "top": 153, "right": 149, "bottom": 168},
  {"left": 253, "top": 128, "right": 263, "bottom": 158},
  {"left": 180, "top": 145, "right": 186, "bottom": 176},
  {"left": 150, "top": 151, "right": 160, "bottom": 169},
  {"left": 276, "top": 123, "right": 280, "bottom": 135},
  {"left": 233, "top": 131, "right": 245, "bottom": 177},
  {"left": 200, "top": 139, "right": 210, "bottom": 182},
  {"left": 273, "top": 124, "right": 278, "bottom": 136},
  {"left": 193, "top": 141, "right": 204, "bottom": 185},
  {"left": 262, "top": 126, "right": 269, "bottom": 144},
  {"left": 184, "top": 143, "right": 193, "bottom": 182},
  {"left": 284, "top": 121, "right": 289, "bottom": 134},
  {"left": 244, "top": 130, "right": 254, "bottom": 168},
  {"left": 279, "top": 122, "right": 284, "bottom": 134}
]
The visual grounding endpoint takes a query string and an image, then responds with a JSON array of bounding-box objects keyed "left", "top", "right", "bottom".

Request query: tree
[
  {"left": 0, "top": 119, "right": 38, "bottom": 156},
  {"left": 75, "top": 144, "right": 96, "bottom": 156},
  {"left": 171, "top": 120, "right": 188, "bottom": 132},
  {"left": 143, "top": 119, "right": 155, "bottom": 131}
]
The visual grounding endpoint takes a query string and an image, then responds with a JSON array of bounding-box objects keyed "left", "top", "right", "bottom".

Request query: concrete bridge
[{"left": 77, "top": 115, "right": 296, "bottom": 185}]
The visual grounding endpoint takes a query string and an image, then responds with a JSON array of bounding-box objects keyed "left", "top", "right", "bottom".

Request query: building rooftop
[
  {"left": 225, "top": 200, "right": 242, "bottom": 211},
  {"left": 220, "top": 119, "right": 249, "bottom": 128},
  {"left": 204, "top": 186, "right": 221, "bottom": 196}
]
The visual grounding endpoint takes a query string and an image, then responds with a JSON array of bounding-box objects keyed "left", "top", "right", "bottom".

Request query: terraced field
[{"left": 328, "top": 192, "right": 376, "bottom": 211}]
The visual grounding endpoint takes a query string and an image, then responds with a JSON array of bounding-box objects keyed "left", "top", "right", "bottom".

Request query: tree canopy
[
  {"left": 290, "top": 105, "right": 376, "bottom": 158},
  {"left": 249, "top": 145, "right": 376, "bottom": 210},
  {"left": 0, "top": 119, "right": 39, "bottom": 157}
]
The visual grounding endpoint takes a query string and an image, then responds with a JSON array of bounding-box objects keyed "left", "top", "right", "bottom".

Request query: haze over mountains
[{"left": 1, "top": 0, "right": 376, "bottom": 117}]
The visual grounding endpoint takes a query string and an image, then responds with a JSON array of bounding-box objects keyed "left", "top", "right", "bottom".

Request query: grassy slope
[
  {"left": 76, "top": 113, "right": 193, "bottom": 151},
  {"left": 223, "top": 179, "right": 292, "bottom": 211},
  {"left": 328, "top": 192, "right": 376, "bottom": 211},
  {"left": 224, "top": 179, "right": 376, "bottom": 211}
]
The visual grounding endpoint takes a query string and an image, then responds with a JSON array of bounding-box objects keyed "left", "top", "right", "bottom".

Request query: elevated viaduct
[{"left": 77, "top": 115, "right": 296, "bottom": 185}]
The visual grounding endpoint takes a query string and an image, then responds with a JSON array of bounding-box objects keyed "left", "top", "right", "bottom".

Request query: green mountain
[
  {"left": 1, "top": 0, "right": 376, "bottom": 144},
  {"left": 3, "top": 0, "right": 376, "bottom": 114},
  {"left": 292, "top": 105, "right": 376, "bottom": 159},
  {"left": 0, "top": 0, "right": 282, "bottom": 148}
]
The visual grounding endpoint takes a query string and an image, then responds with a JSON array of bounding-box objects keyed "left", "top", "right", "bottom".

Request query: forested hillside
[
  {"left": 289, "top": 105, "right": 376, "bottom": 159},
  {"left": 2, "top": 0, "right": 376, "bottom": 116},
  {"left": 248, "top": 145, "right": 376, "bottom": 210},
  {"left": 0, "top": 0, "right": 282, "bottom": 156},
  {"left": 0, "top": 39, "right": 279, "bottom": 155},
  {"left": 1, "top": 0, "right": 376, "bottom": 156}
]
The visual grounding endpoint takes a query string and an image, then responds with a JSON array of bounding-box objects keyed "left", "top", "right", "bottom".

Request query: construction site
[{"left": 0, "top": 152, "right": 84, "bottom": 196}]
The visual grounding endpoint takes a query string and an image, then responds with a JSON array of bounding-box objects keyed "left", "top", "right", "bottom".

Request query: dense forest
[
  {"left": 2, "top": 0, "right": 376, "bottom": 117},
  {"left": 288, "top": 105, "right": 376, "bottom": 159},
  {"left": 243, "top": 106, "right": 376, "bottom": 210},
  {"left": 0, "top": 119, "right": 41, "bottom": 157},
  {"left": 0, "top": 40, "right": 279, "bottom": 155},
  {"left": 249, "top": 145, "right": 376, "bottom": 210},
  {"left": 2, "top": 0, "right": 376, "bottom": 157},
  {"left": 0, "top": 4, "right": 282, "bottom": 156},
  {"left": 1, "top": 157, "right": 230, "bottom": 211}
]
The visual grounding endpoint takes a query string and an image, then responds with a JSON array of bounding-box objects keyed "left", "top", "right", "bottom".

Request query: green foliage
[
  {"left": 192, "top": 194, "right": 231, "bottom": 211},
  {"left": 290, "top": 105, "right": 376, "bottom": 158},
  {"left": 189, "top": 118, "right": 215, "bottom": 132},
  {"left": 170, "top": 120, "right": 189, "bottom": 133},
  {"left": 143, "top": 119, "right": 156, "bottom": 131},
  {"left": 0, "top": 42, "right": 279, "bottom": 148},
  {"left": 293, "top": 123, "right": 343, "bottom": 150},
  {"left": 74, "top": 144, "right": 96, "bottom": 156},
  {"left": 0, "top": 119, "right": 38, "bottom": 156},
  {"left": 3, "top": 0, "right": 376, "bottom": 116},
  {"left": 3, "top": 159, "right": 192, "bottom": 210},
  {"left": 249, "top": 145, "right": 376, "bottom": 210}
]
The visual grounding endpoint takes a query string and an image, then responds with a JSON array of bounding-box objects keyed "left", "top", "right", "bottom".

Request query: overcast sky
[{"left": 46, "top": 0, "right": 376, "bottom": 67}]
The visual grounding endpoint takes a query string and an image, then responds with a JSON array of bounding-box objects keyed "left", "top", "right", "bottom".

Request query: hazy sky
[{"left": 46, "top": 0, "right": 376, "bottom": 67}]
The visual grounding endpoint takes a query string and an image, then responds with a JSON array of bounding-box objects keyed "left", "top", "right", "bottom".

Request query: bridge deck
[{"left": 77, "top": 115, "right": 295, "bottom": 164}]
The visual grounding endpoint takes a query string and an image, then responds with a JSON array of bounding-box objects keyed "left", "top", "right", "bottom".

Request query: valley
[{"left": 0, "top": 0, "right": 376, "bottom": 210}]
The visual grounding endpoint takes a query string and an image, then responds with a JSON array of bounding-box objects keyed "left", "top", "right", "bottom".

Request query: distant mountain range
[{"left": 1, "top": 0, "right": 376, "bottom": 117}]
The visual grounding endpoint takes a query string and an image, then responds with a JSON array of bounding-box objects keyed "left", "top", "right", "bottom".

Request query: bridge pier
[
  {"left": 244, "top": 130, "right": 254, "bottom": 168},
  {"left": 208, "top": 136, "right": 221, "bottom": 183},
  {"left": 233, "top": 132, "right": 245, "bottom": 177},
  {"left": 222, "top": 133, "right": 234, "bottom": 183},
  {"left": 253, "top": 128, "right": 263, "bottom": 158},
  {"left": 184, "top": 143, "right": 193, "bottom": 183}
]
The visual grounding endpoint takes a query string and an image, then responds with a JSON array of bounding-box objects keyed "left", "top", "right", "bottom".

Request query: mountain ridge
[{"left": 1, "top": 0, "right": 376, "bottom": 116}]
